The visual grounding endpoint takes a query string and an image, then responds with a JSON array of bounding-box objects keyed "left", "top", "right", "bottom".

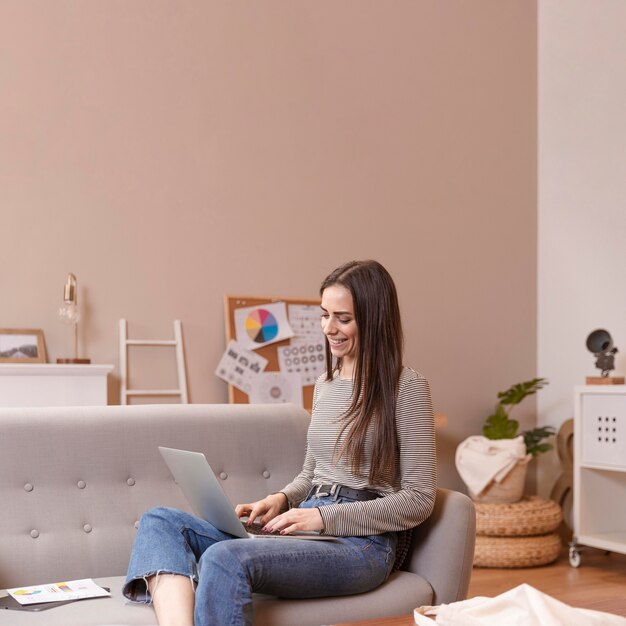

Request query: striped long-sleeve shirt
[{"left": 280, "top": 367, "right": 437, "bottom": 566}]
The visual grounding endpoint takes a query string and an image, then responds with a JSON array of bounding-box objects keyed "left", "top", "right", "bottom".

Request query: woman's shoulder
[
  {"left": 314, "top": 371, "right": 354, "bottom": 386},
  {"left": 397, "top": 368, "right": 433, "bottom": 423},
  {"left": 314, "top": 368, "right": 428, "bottom": 389},
  {"left": 399, "top": 366, "right": 428, "bottom": 386},
  {"left": 314, "top": 372, "right": 327, "bottom": 386},
  {"left": 314, "top": 372, "right": 336, "bottom": 388},
  {"left": 398, "top": 367, "right": 432, "bottom": 401}
]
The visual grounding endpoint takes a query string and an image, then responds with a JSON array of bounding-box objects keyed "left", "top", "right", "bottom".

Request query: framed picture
[{"left": 0, "top": 329, "right": 47, "bottom": 363}]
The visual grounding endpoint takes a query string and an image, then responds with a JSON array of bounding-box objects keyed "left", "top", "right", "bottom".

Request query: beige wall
[{"left": 1, "top": 1, "right": 537, "bottom": 490}]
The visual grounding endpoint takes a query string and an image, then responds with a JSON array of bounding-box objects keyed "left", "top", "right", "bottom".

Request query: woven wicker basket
[
  {"left": 475, "top": 496, "right": 562, "bottom": 537},
  {"left": 474, "top": 533, "right": 561, "bottom": 568},
  {"left": 469, "top": 456, "right": 530, "bottom": 504}
]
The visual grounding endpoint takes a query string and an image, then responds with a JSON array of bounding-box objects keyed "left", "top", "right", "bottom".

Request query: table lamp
[{"left": 56, "top": 273, "right": 91, "bottom": 364}]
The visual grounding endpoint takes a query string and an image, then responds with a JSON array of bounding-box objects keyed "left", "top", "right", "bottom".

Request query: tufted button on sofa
[{"left": 0, "top": 403, "right": 475, "bottom": 626}]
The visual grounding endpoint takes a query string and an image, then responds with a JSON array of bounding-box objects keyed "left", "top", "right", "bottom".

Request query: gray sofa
[{"left": 0, "top": 403, "right": 475, "bottom": 626}]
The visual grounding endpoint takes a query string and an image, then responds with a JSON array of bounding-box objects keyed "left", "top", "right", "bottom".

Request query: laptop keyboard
[{"left": 243, "top": 522, "right": 282, "bottom": 536}]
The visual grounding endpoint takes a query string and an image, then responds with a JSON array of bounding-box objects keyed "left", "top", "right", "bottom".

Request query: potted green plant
[
  {"left": 483, "top": 378, "right": 555, "bottom": 457},
  {"left": 456, "top": 378, "right": 555, "bottom": 503}
]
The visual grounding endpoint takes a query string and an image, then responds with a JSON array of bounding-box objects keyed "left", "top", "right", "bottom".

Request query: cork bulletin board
[
  {"left": 223, "top": 294, "right": 447, "bottom": 429},
  {"left": 223, "top": 294, "right": 322, "bottom": 413}
]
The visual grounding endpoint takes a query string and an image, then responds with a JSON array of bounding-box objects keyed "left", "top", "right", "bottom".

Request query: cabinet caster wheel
[{"left": 569, "top": 546, "right": 581, "bottom": 568}]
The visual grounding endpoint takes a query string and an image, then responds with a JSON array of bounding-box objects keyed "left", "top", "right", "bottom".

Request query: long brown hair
[{"left": 320, "top": 260, "right": 404, "bottom": 483}]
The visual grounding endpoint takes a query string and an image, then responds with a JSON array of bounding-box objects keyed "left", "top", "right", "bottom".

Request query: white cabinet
[
  {"left": 571, "top": 385, "right": 626, "bottom": 566},
  {"left": 0, "top": 364, "right": 113, "bottom": 407}
]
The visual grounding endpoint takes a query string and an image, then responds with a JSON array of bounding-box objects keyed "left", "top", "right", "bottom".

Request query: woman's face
[{"left": 320, "top": 284, "right": 358, "bottom": 376}]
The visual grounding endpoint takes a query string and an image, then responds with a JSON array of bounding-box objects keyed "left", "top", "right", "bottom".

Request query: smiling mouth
[{"left": 328, "top": 338, "right": 347, "bottom": 346}]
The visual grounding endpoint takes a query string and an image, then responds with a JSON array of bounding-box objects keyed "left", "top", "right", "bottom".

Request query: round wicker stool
[
  {"left": 473, "top": 496, "right": 563, "bottom": 568},
  {"left": 474, "top": 533, "right": 562, "bottom": 568},
  {"left": 475, "top": 496, "right": 562, "bottom": 537}
]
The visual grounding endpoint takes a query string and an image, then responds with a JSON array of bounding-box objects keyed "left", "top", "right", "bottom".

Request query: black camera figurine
[{"left": 586, "top": 329, "right": 619, "bottom": 378}]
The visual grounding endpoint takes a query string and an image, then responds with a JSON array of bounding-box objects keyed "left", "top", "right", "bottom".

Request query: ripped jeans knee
[
  {"left": 122, "top": 506, "right": 233, "bottom": 605},
  {"left": 124, "top": 570, "right": 197, "bottom": 604}
]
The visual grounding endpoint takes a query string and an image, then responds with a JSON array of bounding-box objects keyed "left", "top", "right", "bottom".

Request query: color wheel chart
[
  {"left": 245, "top": 308, "right": 279, "bottom": 344},
  {"left": 224, "top": 294, "right": 321, "bottom": 412}
]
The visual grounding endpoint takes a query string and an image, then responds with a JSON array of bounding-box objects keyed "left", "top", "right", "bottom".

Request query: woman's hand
[
  {"left": 235, "top": 493, "right": 288, "bottom": 527},
  {"left": 262, "top": 507, "right": 324, "bottom": 535}
]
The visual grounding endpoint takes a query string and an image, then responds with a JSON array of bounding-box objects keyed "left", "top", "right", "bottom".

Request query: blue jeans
[{"left": 123, "top": 495, "right": 397, "bottom": 626}]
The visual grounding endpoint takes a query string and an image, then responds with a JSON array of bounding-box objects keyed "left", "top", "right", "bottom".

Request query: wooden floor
[
  {"left": 469, "top": 546, "right": 626, "bottom": 617},
  {"left": 337, "top": 547, "right": 626, "bottom": 625}
]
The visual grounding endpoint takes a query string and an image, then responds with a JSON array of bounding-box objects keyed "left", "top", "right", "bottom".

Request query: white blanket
[
  {"left": 455, "top": 435, "right": 528, "bottom": 495},
  {"left": 414, "top": 584, "right": 626, "bottom": 626}
]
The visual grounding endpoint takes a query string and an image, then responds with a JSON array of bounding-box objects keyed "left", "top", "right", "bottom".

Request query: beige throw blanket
[
  {"left": 414, "top": 584, "right": 626, "bottom": 626},
  {"left": 455, "top": 435, "right": 528, "bottom": 496}
]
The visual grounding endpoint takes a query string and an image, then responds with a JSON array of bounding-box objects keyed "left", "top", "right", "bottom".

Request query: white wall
[{"left": 538, "top": 0, "right": 626, "bottom": 495}]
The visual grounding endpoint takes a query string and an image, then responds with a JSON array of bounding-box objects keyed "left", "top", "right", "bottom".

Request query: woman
[{"left": 123, "top": 259, "right": 437, "bottom": 626}]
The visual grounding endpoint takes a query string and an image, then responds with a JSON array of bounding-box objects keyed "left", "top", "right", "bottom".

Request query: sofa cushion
[
  {"left": 254, "top": 570, "right": 433, "bottom": 626},
  {"left": 0, "top": 571, "right": 432, "bottom": 626}
]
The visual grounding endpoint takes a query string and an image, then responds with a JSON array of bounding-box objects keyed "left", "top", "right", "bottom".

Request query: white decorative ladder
[{"left": 119, "top": 319, "right": 189, "bottom": 405}]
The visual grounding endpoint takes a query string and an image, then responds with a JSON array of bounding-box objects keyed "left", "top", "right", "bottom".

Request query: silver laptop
[{"left": 158, "top": 447, "right": 335, "bottom": 540}]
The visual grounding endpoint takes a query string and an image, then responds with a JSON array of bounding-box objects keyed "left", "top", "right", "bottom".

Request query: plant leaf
[
  {"left": 497, "top": 378, "right": 549, "bottom": 406},
  {"left": 483, "top": 404, "right": 519, "bottom": 439},
  {"left": 523, "top": 427, "right": 556, "bottom": 456}
]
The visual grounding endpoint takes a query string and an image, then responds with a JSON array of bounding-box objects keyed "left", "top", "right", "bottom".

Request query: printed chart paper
[
  {"left": 215, "top": 340, "right": 268, "bottom": 394},
  {"left": 287, "top": 304, "right": 325, "bottom": 341},
  {"left": 8, "top": 579, "right": 110, "bottom": 605},
  {"left": 234, "top": 302, "right": 294, "bottom": 351},
  {"left": 248, "top": 372, "right": 303, "bottom": 408},
  {"left": 278, "top": 339, "right": 326, "bottom": 386}
]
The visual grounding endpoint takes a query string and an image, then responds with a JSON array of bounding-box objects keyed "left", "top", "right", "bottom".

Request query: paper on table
[{"left": 8, "top": 578, "right": 110, "bottom": 605}]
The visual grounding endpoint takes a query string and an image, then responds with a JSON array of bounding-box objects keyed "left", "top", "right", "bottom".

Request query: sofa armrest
[{"left": 402, "top": 488, "right": 475, "bottom": 605}]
